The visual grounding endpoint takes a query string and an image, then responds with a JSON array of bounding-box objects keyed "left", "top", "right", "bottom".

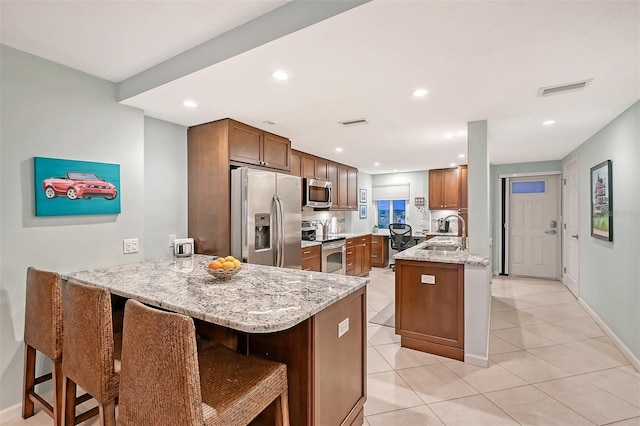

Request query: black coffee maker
[{"left": 437, "top": 218, "right": 450, "bottom": 233}]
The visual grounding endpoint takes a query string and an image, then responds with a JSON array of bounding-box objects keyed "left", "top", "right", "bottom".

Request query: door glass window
[{"left": 512, "top": 181, "right": 546, "bottom": 194}]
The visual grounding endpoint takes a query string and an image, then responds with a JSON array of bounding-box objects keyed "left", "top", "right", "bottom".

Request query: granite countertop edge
[{"left": 393, "top": 239, "right": 490, "bottom": 266}]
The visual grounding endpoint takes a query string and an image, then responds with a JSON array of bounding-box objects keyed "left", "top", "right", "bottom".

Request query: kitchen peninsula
[
  {"left": 64, "top": 255, "right": 369, "bottom": 426},
  {"left": 393, "top": 237, "right": 491, "bottom": 366}
]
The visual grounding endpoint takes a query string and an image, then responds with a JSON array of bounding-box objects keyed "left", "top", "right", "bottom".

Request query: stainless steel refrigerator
[{"left": 231, "top": 167, "right": 301, "bottom": 269}]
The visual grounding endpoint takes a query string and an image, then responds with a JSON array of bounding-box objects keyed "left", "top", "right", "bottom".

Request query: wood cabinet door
[
  {"left": 228, "top": 120, "right": 262, "bottom": 166},
  {"left": 338, "top": 165, "right": 349, "bottom": 208},
  {"left": 290, "top": 150, "right": 302, "bottom": 177},
  {"left": 302, "top": 154, "right": 316, "bottom": 179},
  {"left": 395, "top": 261, "right": 464, "bottom": 349},
  {"left": 428, "top": 169, "right": 444, "bottom": 209},
  {"left": 327, "top": 162, "right": 339, "bottom": 209},
  {"left": 442, "top": 168, "right": 460, "bottom": 209},
  {"left": 362, "top": 236, "right": 371, "bottom": 275},
  {"left": 315, "top": 158, "right": 329, "bottom": 180},
  {"left": 347, "top": 167, "right": 358, "bottom": 210},
  {"left": 458, "top": 165, "right": 468, "bottom": 209},
  {"left": 302, "top": 256, "right": 321, "bottom": 272},
  {"left": 262, "top": 132, "right": 291, "bottom": 171},
  {"left": 353, "top": 243, "right": 363, "bottom": 277}
]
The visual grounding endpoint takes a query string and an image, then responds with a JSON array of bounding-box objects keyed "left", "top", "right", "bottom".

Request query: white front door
[
  {"left": 563, "top": 159, "right": 580, "bottom": 296},
  {"left": 509, "top": 175, "right": 560, "bottom": 279}
]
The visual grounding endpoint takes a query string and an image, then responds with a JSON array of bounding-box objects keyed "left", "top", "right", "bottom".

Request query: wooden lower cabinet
[
  {"left": 395, "top": 260, "right": 464, "bottom": 361},
  {"left": 301, "top": 245, "right": 321, "bottom": 272},
  {"left": 371, "top": 235, "right": 389, "bottom": 267},
  {"left": 247, "top": 287, "right": 366, "bottom": 426},
  {"left": 346, "top": 235, "right": 371, "bottom": 277}
]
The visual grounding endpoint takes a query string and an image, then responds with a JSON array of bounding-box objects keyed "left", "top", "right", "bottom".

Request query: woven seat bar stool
[
  {"left": 61, "top": 280, "right": 122, "bottom": 426},
  {"left": 22, "top": 267, "right": 92, "bottom": 426},
  {"left": 118, "top": 299, "right": 290, "bottom": 426}
]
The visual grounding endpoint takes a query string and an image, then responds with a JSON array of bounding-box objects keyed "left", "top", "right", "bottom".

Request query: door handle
[
  {"left": 571, "top": 234, "right": 579, "bottom": 239},
  {"left": 545, "top": 230, "right": 557, "bottom": 235}
]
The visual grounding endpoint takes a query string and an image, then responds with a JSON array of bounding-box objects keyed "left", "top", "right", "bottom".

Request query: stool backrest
[
  {"left": 62, "top": 280, "right": 118, "bottom": 403},
  {"left": 24, "top": 267, "right": 62, "bottom": 361},
  {"left": 119, "top": 299, "right": 204, "bottom": 425}
]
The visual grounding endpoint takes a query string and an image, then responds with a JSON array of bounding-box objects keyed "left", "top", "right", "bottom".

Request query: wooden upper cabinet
[
  {"left": 327, "top": 162, "right": 339, "bottom": 207},
  {"left": 315, "top": 158, "right": 329, "bottom": 180},
  {"left": 262, "top": 132, "right": 291, "bottom": 171},
  {"left": 337, "top": 165, "right": 349, "bottom": 208},
  {"left": 228, "top": 120, "right": 262, "bottom": 167},
  {"left": 458, "top": 165, "right": 468, "bottom": 209},
  {"left": 290, "top": 149, "right": 302, "bottom": 177},
  {"left": 301, "top": 153, "right": 316, "bottom": 179},
  {"left": 228, "top": 120, "right": 291, "bottom": 172},
  {"left": 429, "top": 168, "right": 459, "bottom": 210},
  {"left": 347, "top": 167, "right": 358, "bottom": 209}
]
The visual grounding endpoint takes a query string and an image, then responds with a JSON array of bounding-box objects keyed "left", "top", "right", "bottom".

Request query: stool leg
[
  {"left": 22, "top": 344, "right": 36, "bottom": 419},
  {"left": 98, "top": 400, "right": 116, "bottom": 426},
  {"left": 61, "top": 376, "right": 77, "bottom": 426},
  {"left": 52, "top": 360, "right": 63, "bottom": 426},
  {"left": 275, "top": 392, "right": 290, "bottom": 426}
]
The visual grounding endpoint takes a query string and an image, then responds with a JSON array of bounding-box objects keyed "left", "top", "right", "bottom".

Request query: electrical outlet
[
  {"left": 123, "top": 238, "right": 139, "bottom": 254},
  {"left": 169, "top": 234, "right": 176, "bottom": 247},
  {"left": 338, "top": 317, "right": 349, "bottom": 338}
]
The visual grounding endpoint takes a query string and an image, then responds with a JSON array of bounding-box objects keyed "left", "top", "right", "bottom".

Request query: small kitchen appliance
[{"left": 174, "top": 238, "right": 194, "bottom": 257}]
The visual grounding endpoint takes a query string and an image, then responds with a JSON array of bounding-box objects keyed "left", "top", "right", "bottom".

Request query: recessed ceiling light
[
  {"left": 335, "top": 147, "right": 343, "bottom": 152},
  {"left": 458, "top": 154, "right": 465, "bottom": 158},
  {"left": 444, "top": 132, "right": 454, "bottom": 139},
  {"left": 413, "top": 89, "right": 428, "bottom": 97},
  {"left": 543, "top": 120, "right": 556, "bottom": 126},
  {"left": 374, "top": 162, "right": 380, "bottom": 166},
  {"left": 272, "top": 70, "right": 288, "bottom": 81},
  {"left": 450, "top": 163, "right": 457, "bottom": 167},
  {"left": 183, "top": 100, "right": 197, "bottom": 108}
]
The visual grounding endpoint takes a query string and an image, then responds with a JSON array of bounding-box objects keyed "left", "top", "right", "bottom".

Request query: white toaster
[{"left": 174, "top": 238, "right": 194, "bottom": 257}]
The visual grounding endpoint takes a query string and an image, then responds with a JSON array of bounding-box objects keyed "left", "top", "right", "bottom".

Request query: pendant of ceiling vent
[
  {"left": 537, "top": 79, "right": 592, "bottom": 97},
  {"left": 339, "top": 118, "right": 369, "bottom": 127}
]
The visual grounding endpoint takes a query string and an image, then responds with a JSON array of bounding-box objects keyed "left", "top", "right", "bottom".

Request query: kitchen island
[
  {"left": 393, "top": 237, "right": 491, "bottom": 367},
  {"left": 64, "top": 255, "right": 369, "bottom": 426}
]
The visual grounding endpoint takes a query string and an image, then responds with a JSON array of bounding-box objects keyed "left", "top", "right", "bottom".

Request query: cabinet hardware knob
[
  {"left": 372, "top": 255, "right": 378, "bottom": 258},
  {"left": 303, "top": 250, "right": 311, "bottom": 254}
]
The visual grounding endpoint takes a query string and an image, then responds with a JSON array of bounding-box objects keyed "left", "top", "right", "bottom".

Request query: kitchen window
[{"left": 376, "top": 200, "right": 407, "bottom": 228}]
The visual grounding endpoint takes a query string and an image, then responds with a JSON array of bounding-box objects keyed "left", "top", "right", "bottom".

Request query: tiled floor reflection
[{"left": 363, "top": 268, "right": 640, "bottom": 426}]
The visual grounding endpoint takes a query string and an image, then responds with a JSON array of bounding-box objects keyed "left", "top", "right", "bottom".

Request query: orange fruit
[
  {"left": 208, "top": 260, "right": 222, "bottom": 270},
  {"left": 222, "top": 261, "right": 235, "bottom": 270}
]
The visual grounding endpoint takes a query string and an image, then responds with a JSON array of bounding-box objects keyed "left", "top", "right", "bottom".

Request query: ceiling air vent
[
  {"left": 537, "top": 79, "right": 592, "bottom": 97},
  {"left": 339, "top": 118, "right": 369, "bottom": 127}
]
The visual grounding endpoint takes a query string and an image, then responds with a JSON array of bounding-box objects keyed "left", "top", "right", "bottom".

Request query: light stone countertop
[
  {"left": 301, "top": 240, "right": 322, "bottom": 248},
  {"left": 63, "top": 255, "right": 369, "bottom": 333},
  {"left": 393, "top": 237, "right": 490, "bottom": 266}
]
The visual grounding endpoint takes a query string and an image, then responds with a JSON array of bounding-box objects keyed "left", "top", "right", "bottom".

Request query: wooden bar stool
[
  {"left": 118, "top": 299, "right": 290, "bottom": 426},
  {"left": 61, "top": 280, "right": 121, "bottom": 426}
]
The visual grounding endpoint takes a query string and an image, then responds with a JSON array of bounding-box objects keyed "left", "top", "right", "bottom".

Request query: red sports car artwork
[{"left": 42, "top": 172, "right": 118, "bottom": 200}]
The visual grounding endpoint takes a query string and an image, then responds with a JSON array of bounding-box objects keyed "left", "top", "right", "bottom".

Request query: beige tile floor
[
  {"left": 4, "top": 268, "right": 639, "bottom": 426},
  {"left": 364, "top": 268, "right": 640, "bottom": 426}
]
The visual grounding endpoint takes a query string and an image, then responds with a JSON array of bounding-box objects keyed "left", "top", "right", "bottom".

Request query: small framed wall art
[
  {"left": 359, "top": 205, "right": 367, "bottom": 219},
  {"left": 590, "top": 159, "right": 612, "bottom": 241},
  {"left": 34, "top": 157, "right": 121, "bottom": 216},
  {"left": 359, "top": 188, "right": 367, "bottom": 204}
]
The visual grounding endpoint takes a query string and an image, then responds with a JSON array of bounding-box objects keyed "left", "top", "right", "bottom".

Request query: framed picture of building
[
  {"left": 34, "top": 157, "right": 121, "bottom": 216},
  {"left": 590, "top": 160, "right": 612, "bottom": 241}
]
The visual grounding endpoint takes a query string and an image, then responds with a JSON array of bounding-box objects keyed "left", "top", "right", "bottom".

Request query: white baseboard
[
  {"left": 578, "top": 297, "right": 640, "bottom": 372},
  {"left": 0, "top": 401, "right": 23, "bottom": 423},
  {"left": 464, "top": 353, "right": 489, "bottom": 368}
]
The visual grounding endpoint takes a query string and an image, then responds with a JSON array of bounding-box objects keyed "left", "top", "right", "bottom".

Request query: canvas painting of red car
[{"left": 34, "top": 157, "right": 121, "bottom": 216}]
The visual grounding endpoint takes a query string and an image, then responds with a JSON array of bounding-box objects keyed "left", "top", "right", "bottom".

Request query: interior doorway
[
  {"left": 563, "top": 158, "right": 580, "bottom": 296},
  {"left": 504, "top": 174, "right": 561, "bottom": 279}
]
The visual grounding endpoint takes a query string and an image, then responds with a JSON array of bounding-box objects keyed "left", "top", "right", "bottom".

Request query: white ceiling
[{"left": 2, "top": 0, "right": 638, "bottom": 175}]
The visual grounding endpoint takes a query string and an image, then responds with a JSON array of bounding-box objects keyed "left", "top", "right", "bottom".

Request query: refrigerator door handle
[{"left": 276, "top": 195, "right": 285, "bottom": 267}]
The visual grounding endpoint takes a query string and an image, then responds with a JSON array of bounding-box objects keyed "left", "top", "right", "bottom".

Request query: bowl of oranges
[{"left": 205, "top": 255, "right": 242, "bottom": 280}]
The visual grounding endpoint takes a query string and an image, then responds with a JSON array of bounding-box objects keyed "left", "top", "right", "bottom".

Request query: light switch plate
[
  {"left": 338, "top": 317, "right": 349, "bottom": 338},
  {"left": 123, "top": 238, "right": 139, "bottom": 254}
]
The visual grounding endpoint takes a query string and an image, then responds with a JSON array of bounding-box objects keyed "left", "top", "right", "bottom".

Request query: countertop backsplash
[{"left": 301, "top": 209, "right": 347, "bottom": 236}]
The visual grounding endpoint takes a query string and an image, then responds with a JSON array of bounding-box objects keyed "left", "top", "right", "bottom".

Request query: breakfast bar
[{"left": 63, "top": 255, "right": 369, "bottom": 426}]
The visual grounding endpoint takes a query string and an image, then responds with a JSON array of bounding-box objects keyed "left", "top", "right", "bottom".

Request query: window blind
[{"left": 372, "top": 184, "right": 410, "bottom": 201}]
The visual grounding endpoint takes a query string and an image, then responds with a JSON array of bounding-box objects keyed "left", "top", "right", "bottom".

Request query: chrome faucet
[{"left": 444, "top": 214, "right": 466, "bottom": 250}]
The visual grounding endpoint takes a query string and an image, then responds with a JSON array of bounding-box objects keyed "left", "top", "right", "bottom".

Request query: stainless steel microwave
[{"left": 304, "top": 178, "right": 332, "bottom": 208}]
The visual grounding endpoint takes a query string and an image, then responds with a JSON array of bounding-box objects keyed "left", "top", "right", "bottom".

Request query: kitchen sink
[{"left": 422, "top": 244, "right": 461, "bottom": 252}]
